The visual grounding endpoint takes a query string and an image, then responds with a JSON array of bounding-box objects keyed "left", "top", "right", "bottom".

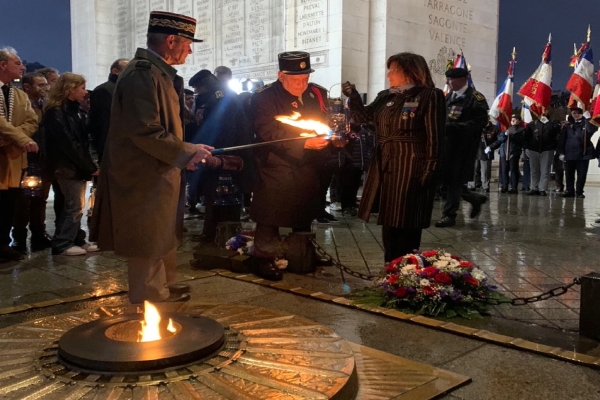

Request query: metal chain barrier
[
  {"left": 486, "top": 277, "right": 581, "bottom": 306},
  {"left": 310, "top": 238, "right": 377, "bottom": 281},
  {"left": 309, "top": 238, "right": 582, "bottom": 305}
]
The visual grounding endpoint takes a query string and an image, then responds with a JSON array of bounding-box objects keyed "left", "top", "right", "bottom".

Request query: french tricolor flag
[
  {"left": 566, "top": 43, "right": 594, "bottom": 111},
  {"left": 518, "top": 36, "right": 553, "bottom": 118},
  {"left": 489, "top": 59, "right": 515, "bottom": 130},
  {"left": 590, "top": 70, "right": 600, "bottom": 127}
]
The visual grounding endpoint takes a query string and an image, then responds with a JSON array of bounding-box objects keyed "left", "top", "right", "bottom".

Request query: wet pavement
[{"left": 1, "top": 183, "right": 600, "bottom": 398}]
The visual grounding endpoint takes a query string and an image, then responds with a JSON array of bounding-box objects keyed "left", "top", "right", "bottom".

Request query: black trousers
[
  {"left": 13, "top": 180, "right": 52, "bottom": 242},
  {"left": 382, "top": 226, "right": 422, "bottom": 263},
  {"left": 339, "top": 164, "right": 362, "bottom": 209},
  {"left": 318, "top": 163, "right": 340, "bottom": 209},
  {"left": 0, "top": 188, "right": 19, "bottom": 247},
  {"left": 564, "top": 160, "right": 589, "bottom": 195},
  {"left": 500, "top": 156, "right": 520, "bottom": 190}
]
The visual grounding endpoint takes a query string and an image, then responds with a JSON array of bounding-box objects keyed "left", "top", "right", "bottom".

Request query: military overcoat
[
  {"left": 92, "top": 48, "right": 197, "bottom": 258},
  {"left": 249, "top": 80, "right": 328, "bottom": 227}
]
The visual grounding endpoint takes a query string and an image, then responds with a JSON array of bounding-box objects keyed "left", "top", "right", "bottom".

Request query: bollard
[{"left": 579, "top": 272, "right": 600, "bottom": 341}]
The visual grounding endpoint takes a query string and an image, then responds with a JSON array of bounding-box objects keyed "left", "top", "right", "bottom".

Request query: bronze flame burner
[{"left": 58, "top": 313, "right": 224, "bottom": 373}]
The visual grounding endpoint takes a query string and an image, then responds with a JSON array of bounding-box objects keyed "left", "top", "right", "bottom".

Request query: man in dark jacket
[
  {"left": 250, "top": 51, "right": 330, "bottom": 280},
  {"left": 187, "top": 69, "right": 253, "bottom": 239},
  {"left": 475, "top": 118, "right": 499, "bottom": 193},
  {"left": 436, "top": 67, "right": 489, "bottom": 228},
  {"left": 523, "top": 112, "right": 560, "bottom": 196},
  {"left": 492, "top": 114, "right": 525, "bottom": 194},
  {"left": 557, "top": 107, "right": 598, "bottom": 198},
  {"left": 88, "top": 58, "right": 129, "bottom": 162}
]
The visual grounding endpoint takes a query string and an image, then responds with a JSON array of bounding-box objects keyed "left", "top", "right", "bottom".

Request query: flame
[
  {"left": 139, "top": 301, "right": 177, "bottom": 342},
  {"left": 275, "top": 112, "right": 331, "bottom": 137}
]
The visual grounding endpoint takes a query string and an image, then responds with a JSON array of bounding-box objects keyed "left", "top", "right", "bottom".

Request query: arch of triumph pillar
[{"left": 71, "top": 0, "right": 499, "bottom": 101}]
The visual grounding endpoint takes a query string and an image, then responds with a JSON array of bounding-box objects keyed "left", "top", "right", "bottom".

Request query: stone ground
[{"left": 1, "top": 183, "right": 600, "bottom": 399}]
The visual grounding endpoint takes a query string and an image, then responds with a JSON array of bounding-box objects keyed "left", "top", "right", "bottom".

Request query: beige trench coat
[
  {"left": 0, "top": 87, "right": 38, "bottom": 189},
  {"left": 91, "top": 48, "right": 196, "bottom": 258}
]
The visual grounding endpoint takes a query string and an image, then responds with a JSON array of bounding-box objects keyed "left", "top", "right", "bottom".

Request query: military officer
[
  {"left": 436, "top": 67, "right": 489, "bottom": 227},
  {"left": 249, "top": 51, "right": 330, "bottom": 280}
]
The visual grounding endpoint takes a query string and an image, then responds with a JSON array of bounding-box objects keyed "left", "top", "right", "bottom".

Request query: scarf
[{"left": 0, "top": 83, "right": 14, "bottom": 123}]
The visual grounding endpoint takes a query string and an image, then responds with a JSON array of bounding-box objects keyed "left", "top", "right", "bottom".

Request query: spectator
[
  {"left": 0, "top": 47, "right": 39, "bottom": 261},
  {"left": 42, "top": 73, "right": 99, "bottom": 256},
  {"left": 13, "top": 72, "right": 52, "bottom": 252},
  {"left": 88, "top": 58, "right": 129, "bottom": 161}
]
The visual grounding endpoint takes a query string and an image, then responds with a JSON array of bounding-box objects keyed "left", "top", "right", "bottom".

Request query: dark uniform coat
[
  {"left": 88, "top": 73, "right": 118, "bottom": 161},
  {"left": 476, "top": 122, "right": 500, "bottom": 161},
  {"left": 250, "top": 80, "right": 328, "bottom": 227},
  {"left": 442, "top": 87, "right": 489, "bottom": 183},
  {"left": 348, "top": 86, "right": 446, "bottom": 229},
  {"left": 91, "top": 48, "right": 197, "bottom": 258}
]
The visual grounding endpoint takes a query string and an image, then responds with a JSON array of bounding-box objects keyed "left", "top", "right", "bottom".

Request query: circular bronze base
[{"left": 58, "top": 314, "right": 224, "bottom": 373}]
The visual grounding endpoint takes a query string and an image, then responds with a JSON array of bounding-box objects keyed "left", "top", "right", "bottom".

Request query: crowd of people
[{"left": 2, "top": 10, "right": 600, "bottom": 304}]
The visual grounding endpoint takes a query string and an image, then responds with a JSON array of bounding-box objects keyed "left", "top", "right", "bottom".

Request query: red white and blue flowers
[{"left": 365, "top": 250, "right": 503, "bottom": 318}]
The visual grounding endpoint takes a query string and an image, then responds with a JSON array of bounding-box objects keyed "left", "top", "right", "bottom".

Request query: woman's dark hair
[{"left": 386, "top": 52, "right": 435, "bottom": 88}]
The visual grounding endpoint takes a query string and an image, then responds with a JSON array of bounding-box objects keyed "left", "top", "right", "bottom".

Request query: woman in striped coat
[{"left": 342, "top": 52, "right": 446, "bottom": 262}]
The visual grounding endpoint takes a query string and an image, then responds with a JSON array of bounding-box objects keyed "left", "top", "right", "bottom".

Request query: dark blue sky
[{"left": 1, "top": 0, "right": 599, "bottom": 93}]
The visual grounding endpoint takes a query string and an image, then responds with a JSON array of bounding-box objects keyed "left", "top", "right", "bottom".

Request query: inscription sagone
[
  {"left": 424, "top": 0, "right": 472, "bottom": 48},
  {"left": 295, "top": 0, "right": 327, "bottom": 49}
]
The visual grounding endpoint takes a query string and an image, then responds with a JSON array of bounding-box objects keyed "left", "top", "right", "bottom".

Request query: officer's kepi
[
  {"left": 278, "top": 52, "right": 314, "bottom": 75},
  {"left": 445, "top": 68, "right": 469, "bottom": 78}
]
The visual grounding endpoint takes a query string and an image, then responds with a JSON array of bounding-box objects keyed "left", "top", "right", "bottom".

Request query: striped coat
[{"left": 348, "top": 86, "right": 445, "bottom": 228}]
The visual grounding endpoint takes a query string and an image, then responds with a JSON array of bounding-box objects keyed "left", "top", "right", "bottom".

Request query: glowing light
[
  {"left": 275, "top": 112, "right": 332, "bottom": 137},
  {"left": 138, "top": 301, "right": 176, "bottom": 342}
]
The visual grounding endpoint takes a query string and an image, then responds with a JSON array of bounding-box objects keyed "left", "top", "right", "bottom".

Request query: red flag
[
  {"left": 591, "top": 70, "right": 600, "bottom": 127},
  {"left": 518, "top": 36, "right": 552, "bottom": 118}
]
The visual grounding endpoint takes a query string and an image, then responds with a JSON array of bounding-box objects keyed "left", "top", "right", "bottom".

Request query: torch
[{"left": 210, "top": 112, "right": 331, "bottom": 155}]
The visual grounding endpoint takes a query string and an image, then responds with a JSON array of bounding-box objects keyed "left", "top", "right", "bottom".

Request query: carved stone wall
[{"left": 71, "top": 0, "right": 499, "bottom": 101}]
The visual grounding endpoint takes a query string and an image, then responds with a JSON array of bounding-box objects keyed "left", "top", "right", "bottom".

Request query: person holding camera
[{"left": 342, "top": 52, "right": 445, "bottom": 262}]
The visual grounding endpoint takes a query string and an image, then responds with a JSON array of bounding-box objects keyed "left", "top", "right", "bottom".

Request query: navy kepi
[
  {"left": 148, "top": 11, "right": 203, "bottom": 42},
  {"left": 445, "top": 68, "right": 468, "bottom": 78},
  {"left": 278, "top": 51, "right": 314, "bottom": 75}
]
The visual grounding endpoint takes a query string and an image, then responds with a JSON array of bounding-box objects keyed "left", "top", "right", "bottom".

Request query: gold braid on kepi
[{"left": 147, "top": 10, "right": 203, "bottom": 42}]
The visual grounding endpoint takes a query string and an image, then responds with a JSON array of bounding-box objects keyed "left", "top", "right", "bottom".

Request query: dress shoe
[
  {"left": 576, "top": 194, "right": 585, "bottom": 199},
  {"left": 539, "top": 191, "right": 547, "bottom": 196},
  {"left": 0, "top": 245, "right": 24, "bottom": 261},
  {"left": 161, "top": 293, "right": 191, "bottom": 303},
  {"left": 82, "top": 243, "right": 100, "bottom": 252},
  {"left": 520, "top": 187, "right": 530, "bottom": 191},
  {"left": 168, "top": 283, "right": 190, "bottom": 295},
  {"left": 11, "top": 242, "right": 27, "bottom": 254},
  {"left": 31, "top": 234, "right": 52, "bottom": 251},
  {"left": 58, "top": 246, "right": 87, "bottom": 256},
  {"left": 500, "top": 188, "right": 508, "bottom": 193},
  {"left": 562, "top": 192, "right": 575, "bottom": 198},
  {"left": 555, "top": 185, "right": 564, "bottom": 193},
  {"left": 470, "top": 197, "right": 487, "bottom": 218},
  {"left": 342, "top": 207, "right": 358, "bottom": 217},
  {"left": 250, "top": 259, "right": 282, "bottom": 281},
  {"left": 435, "top": 216, "right": 456, "bottom": 228},
  {"left": 527, "top": 190, "right": 540, "bottom": 196},
  {"left": 507, "top": 189, "right": 518, "bottom": 194},
  {"left": 318, "top": 211, "right": 339, "bottom": 223}
]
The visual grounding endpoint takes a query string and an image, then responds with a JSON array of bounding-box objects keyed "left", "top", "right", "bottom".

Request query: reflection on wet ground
[{"left": 1, "top": 185, "right": 600, "bottom": 355}]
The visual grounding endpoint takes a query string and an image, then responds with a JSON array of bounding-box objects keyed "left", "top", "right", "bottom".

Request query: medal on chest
[
  {"left": 291, "top": 101, "right": 298, "bottom": 108},
  {"left": 401, "top": 100, "right": 419, "bottom": 120},
  {"left": 448, "top": 106, "right": 463, "bottom": 120}
]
